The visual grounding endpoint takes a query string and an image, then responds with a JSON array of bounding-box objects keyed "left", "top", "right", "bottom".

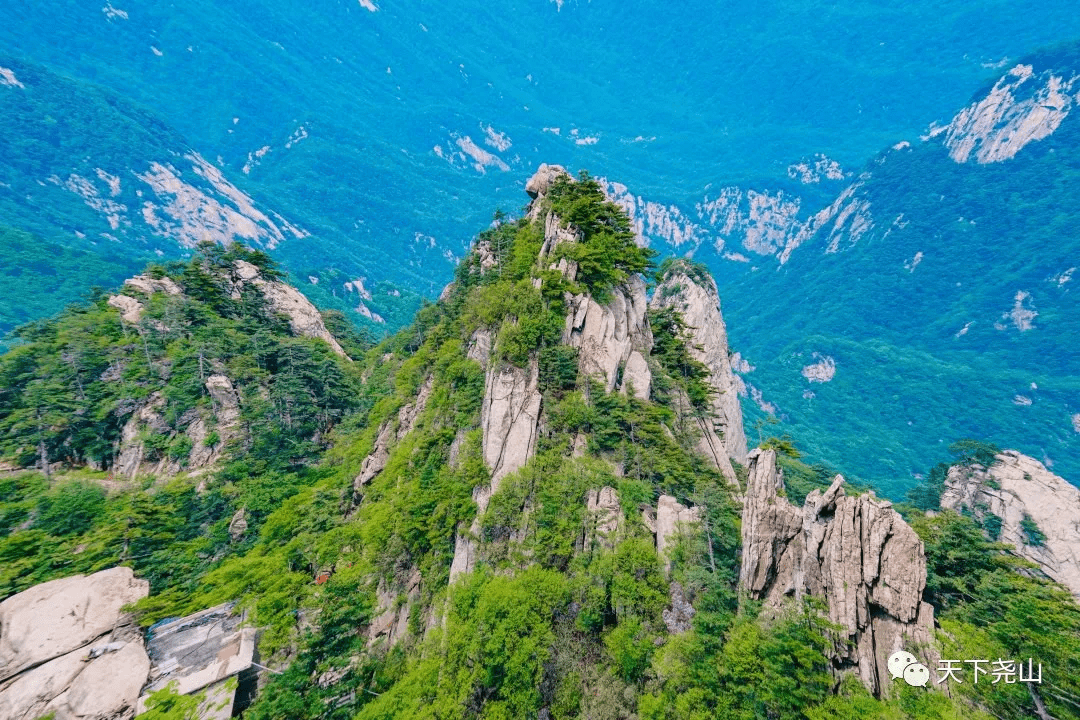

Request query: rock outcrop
[
  {"left": 654, "top": 494, "right": 703, "bottom": 568},
  {"left": 107, "top": 293, "right": 145, "bottom": 324},
  {"left": 232, "top": 260, "right": 349, "bottom": 359},
  {"left": 0, "top": 567, "right": 151, "bottom": 720},
  {"left": 525, "top": 163, "right": 569, "bottom": 200},
  {"left": 564, "top": 276, "right": 653, "bottom": 394},
  {"left": 739, "top": 449, "right": 936, "bottom": 696},
  {"left": 584, "top": 486, "right": 623, "bottom": 552},
  {"left": 481, "top": 361, "right": 542, "bottom": 486},
  {"left": 354, "top": 376, "right": 434, "bottom": 493},
  {"left": 450, "top": 339, "right": 542, "bottom": 581},
  {"left": 368, "top": 568, "right": 422, "bottom": 647},
  {"left": 124, "top": 274, "right": 183, "bottom": 297},
  {"left": 114, "top": 373, "right": 242, "bottom": 480},
  {"left": 942, "top": 64, "right": 1078, "bottom": 165},
  {"left": 651, "top": 261, "right": 747, "bottom": 467},
  {"left": 940, "top": 450, "right": 1080, "bottom": 599}
]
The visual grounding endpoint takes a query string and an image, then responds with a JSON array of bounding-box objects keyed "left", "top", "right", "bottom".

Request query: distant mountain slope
[
  {"left": 707, "top": 45, "right": 1080, "bottom": 494},
  {"left": 3, "top": 0, "right": 1080, "bottom": 315},
  {"left": 0, "top": 57, "right": 421, "bottom": 340}
]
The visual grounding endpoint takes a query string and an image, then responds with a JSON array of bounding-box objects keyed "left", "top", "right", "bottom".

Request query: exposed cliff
[
  {"left": 10, "top": 164, "right": 1071, "bottom": 720},
  {"left": 651, "top": 259, "right": 748, "bottom": 475},
  {"left": 940, "top": 450, "right": 1080, "bottom": 599},
  {"left": 739, "top": 449, "right": 936, "bottom": 696}
]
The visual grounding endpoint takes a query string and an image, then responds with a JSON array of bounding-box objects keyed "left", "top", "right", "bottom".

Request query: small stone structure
[{"left": 138, "top": 602, "right": 258, "bottom": 720}]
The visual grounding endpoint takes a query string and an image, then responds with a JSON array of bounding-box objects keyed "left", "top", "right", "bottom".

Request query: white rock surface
[
  {"left": 944, "top": 64, "right": 1078, "bottom": 164},
  {"left": 564, "top": 275, "right": 653, "bottom": 392},
  {"left": 107, "top": 294, "right": 144, "bottom": 324},
  {"left": 124, "top": 274, "right": 183, "bottom": 296},
  {"left": 232, "top": 260, "right": 348, "bottom": 358},
  {"left": 585, "top": 487, "right": 623, "bottom": 552},
  {"left": 368, "top": 568, "right": 422, "bottom": 647},
  {"left": 655, "top": 494, "right": 702, "bottom": 568},
  {"left": 525, "top": 163, "right": 569, "bottom": 200},
  {"left": 739, "top": 449, "right": 935, "bottom": 695},
  {"left": 354, "top": 376, "right": 434, "bottom": 492},
  {"left": 651, "top": 261, "right": 748, "bottom": 466},
  {"left": 481, "top": 361, "right": 542, "bottom": 486},
  {"left": 940, "top": 450, "right": 1080, "bottom": 599},
  {"left": 451, "top": 357, "right": 542, "bottom": 581},
  {"left": 620, "top": 350, "right": 651, "bottom": 401},
  {"left": 0, "top": 568, "right": 151, "bottom": 720},
  {"left": 115, "top": 373, "right": 241, "bottom": 480}
]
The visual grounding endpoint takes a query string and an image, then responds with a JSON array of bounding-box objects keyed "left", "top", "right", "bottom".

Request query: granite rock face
[
  {"left": 353, "top": 375, "right": 434, "bottom": 494},
  {"left": 563, "top": 276, "right": 653, "bottom": 393},
  {"left": 739, "top": 449, "right": 936, "bottom": 696},
  {"left": 651, "top": 261, "right": 747, "bottom": 466},
  {"left": 450, "top": 356, "right": 542, "bottom": 581},
  {"left": 0, "top": 567, "right": 151, "bottom": 720},
  {"left": 525, "top": 163, "right": 569, "bottom": 200},
  {"left": 114, "top": 373, "right": 242, "bottom": 480},
  {"left": 655, "top": 494, "right": 703, "bottom": 569},
  {"left": 232, "top": 259, "right": 349, "bottom": 359},
  {"left": 942, "top": 64, "right": 1078, "bottom": 164},
  {"left": 940, "top": 450, "right": 1080, "bottom": 599},
  {"left": 368, "top": 568, "right": 423, "bottom": 647},
  {"left": 585, "top": 486, "right": 623, "bottom": 552}
]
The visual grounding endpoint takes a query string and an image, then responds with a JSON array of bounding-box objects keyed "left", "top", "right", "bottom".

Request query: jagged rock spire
[{"left": 740, "top": 449, "right": 937, "bottom": 696}]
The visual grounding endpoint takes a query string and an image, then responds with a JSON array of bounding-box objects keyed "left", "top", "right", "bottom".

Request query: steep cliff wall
[{"left": 651, "top": 261, "right": 748, "bottom": 469}]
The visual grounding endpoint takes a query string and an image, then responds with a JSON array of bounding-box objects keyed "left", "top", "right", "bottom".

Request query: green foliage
[
  {"left": 139, "top": 683, "right": 202, "bottom": 720},
  {"left": 538, "top": 344, "right": 580, "bottom": 396},
  {"left": 649, "top": 306, "right": 714, "bottom": 411},
  {"left": 547, "top": 171, "right": 656, "bottom": 303},
  {"left": 1020, "top": 513, "right": 1046, "bottom": 547},
  {"left": 654, "top": 257, "right": 714, "bottom": 290},
  {"left": 913, "top": 509, "right": 1080, "bottom": 720},
  {"left": 34, "top": 480, "right": 106, "bottom": 536}
]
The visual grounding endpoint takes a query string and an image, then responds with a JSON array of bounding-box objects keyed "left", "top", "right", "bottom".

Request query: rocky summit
[{"left": 739, "top": 449, "right": 936, "bottom": 696}]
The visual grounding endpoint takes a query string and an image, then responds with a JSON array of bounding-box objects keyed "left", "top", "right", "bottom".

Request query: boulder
[
  {"left": 525, "top": 163, "right": 569, "bottom": 199},
  {"left": 0, "top": 567, "right": 151, "bottom": 720},
  {"left": 0, "top": 567, "right": 149, "bottom": 683},
  {"left": 124, "top": 274, "right": 183, "bottom": 296},
  {"left": 138, "top": 603, "right": 256, "bottom": 717}
]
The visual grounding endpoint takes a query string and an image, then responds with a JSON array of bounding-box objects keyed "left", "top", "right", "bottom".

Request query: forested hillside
[{"left": 1, "top": 172, "right": 1079, "bottom": 719}]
